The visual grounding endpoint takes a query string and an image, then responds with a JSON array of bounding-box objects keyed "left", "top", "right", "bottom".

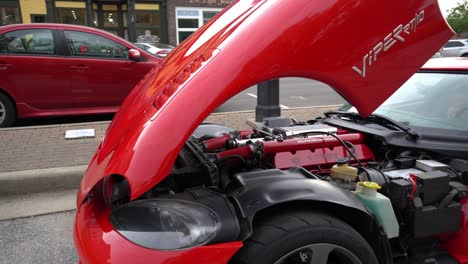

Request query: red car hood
[{"left": 77, "top": 0, "right": 453, "bottom": 205}]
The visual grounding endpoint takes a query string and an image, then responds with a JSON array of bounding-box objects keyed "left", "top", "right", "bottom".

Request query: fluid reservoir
[
  {"left": 354, "top": 182, "right": 400, "bottom": 239},
  {"left": 330, "top": 158, "right": 358, "bottom": 182}
]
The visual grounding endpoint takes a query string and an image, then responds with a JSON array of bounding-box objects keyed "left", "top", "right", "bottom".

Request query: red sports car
[
  {"left": 0, "top": 23, "right": 162, "bottom": 127},
  {"left": 74, "top": 0, "right": 468, "bottom": 263}
]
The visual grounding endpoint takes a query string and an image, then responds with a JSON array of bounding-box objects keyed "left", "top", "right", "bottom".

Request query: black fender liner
[{"left": 227, "top": 167, "right": 393, "bottom": 264}]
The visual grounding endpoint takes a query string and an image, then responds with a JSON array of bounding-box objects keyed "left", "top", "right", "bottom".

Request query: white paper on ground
[{"left": 65, "top": 129, "right": 96, "bottom": 139}]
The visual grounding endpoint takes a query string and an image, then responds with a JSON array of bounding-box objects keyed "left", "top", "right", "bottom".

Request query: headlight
[{"left": 110, "top": 199, "right": 221, "bottom": 250}]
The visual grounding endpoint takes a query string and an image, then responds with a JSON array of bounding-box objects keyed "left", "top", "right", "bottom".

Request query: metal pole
[
  {"left": 86, "top": 0, "right": 93, "bottom": 27},
  {"left": 255, "top": 79, "right": 281, "bottom": 122},
  {"left": 127, "top": 0, "right": 136, "bottom": 42},
  {"left": 159, "top": 0, "right": 168, "bottom": 43},
  {"left": 45, "top": 0, "right": 55, "bottom": 23}
]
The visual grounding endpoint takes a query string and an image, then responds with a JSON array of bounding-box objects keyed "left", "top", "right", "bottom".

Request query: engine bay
[{"left": 109, "top": 117, "right": 468, "bottom": 263}]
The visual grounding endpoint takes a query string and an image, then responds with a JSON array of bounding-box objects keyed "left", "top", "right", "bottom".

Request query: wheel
[
  {"left": 0, "top": 93, "right": 16, "bottom": 127},
  {"left": 231, "top": 211, "right": 378, "bottom": 264},
  {"left": 461, "top": 53, "right": 468, "bottom": 57}
]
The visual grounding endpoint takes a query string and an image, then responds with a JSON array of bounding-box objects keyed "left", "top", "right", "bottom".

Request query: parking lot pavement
[
  {"left": 0, "top": 210, "right": 77, "bottom": 264},
  {"left": 0, "top": 189, "right": 76, "bottom": 221}
]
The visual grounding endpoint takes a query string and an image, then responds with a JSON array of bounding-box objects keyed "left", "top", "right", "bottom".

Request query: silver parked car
[
  {"left": 440, "top": 39, "right": 468, "bottom": 57},
  {"left": 134, "top": 42, "right": 174, "bottom": 58}
]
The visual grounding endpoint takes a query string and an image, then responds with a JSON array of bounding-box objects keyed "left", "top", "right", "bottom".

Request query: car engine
[{"left": 108, "top": 119, "right": 468, "bottom": 263}]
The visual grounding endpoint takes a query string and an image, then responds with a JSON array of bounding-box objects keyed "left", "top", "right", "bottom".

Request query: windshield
[{"left": 371, "top": 72, "right": 468, "bottom": 132}]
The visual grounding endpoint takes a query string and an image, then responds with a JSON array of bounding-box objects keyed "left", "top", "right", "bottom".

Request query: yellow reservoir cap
[{"left": 358, "top": 181, "right": 381, "bottom": 190}]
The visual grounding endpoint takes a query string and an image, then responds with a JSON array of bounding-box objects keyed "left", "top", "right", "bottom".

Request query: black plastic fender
[{"left": 227, "top": 167, "right": 393, "bottom": 264}]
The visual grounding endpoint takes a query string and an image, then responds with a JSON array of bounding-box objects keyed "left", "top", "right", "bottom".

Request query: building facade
[{"left": 0, "top": 0, "right": 234, "bottom": 46}]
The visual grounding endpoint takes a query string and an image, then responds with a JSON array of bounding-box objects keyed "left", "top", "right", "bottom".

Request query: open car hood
[{"left": 77, "top": 0, "right": 453, "bottom": 205}]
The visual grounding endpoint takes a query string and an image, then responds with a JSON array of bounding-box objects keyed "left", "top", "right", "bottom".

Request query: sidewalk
[{"left": 0, "top": 105, "right": 338, "bottom": 196}]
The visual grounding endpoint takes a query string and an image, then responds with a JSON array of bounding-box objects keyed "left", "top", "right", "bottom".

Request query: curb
[
  {"left": 0, "top": 165, "right": 87, "bottom": 196},
  {"left": 0, "top": 120, "right": 112, "bottom": 132}
]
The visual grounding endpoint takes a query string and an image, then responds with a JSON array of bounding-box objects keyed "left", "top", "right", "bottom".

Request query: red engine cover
[{"left": 275, "top": 144, "right": 374, "bottom": 172}]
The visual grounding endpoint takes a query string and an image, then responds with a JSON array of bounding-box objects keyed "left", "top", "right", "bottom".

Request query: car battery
[
  {"left": 414, "top": 170, "right": 450, "bottom": 205},
  {"left": 389, "top": 179, "right": 413, "bottom": 209},
  {"left": 415, "top": 160, "right": 449, "bottom": 172}
]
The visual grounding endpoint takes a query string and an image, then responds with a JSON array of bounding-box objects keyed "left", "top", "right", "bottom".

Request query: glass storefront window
[
  {"left": 103, "top": 11, "right": 119, "bottom": 28},
  {"left": 135, "top": 10, "right": 159, "bottom": 28},
  {"left": 56, "top": 8, "right": 86, "bottom": 25},
  {"left": 175, "top": 7, "right": 222, "bottom": 44},
  {"left": 178, "top": 18, "right": 198, "bottom": 28},
  {"left": 202, "top": 11, "right": 218, "bottom": 24},
  {"left": 31, "top": 14, "right": 46, "bottom": 23},
  {"left": 135, "top": 10, "right": 160, "bottom": 41},
  {"left": 93, "top": 11, "right": 98, "bottom": 27},
  {"left": 178, "top": 31, "right": 193, "bottom": 43},
  {"left": 0, "top": 7, "right": 20, "bottom": 25}
]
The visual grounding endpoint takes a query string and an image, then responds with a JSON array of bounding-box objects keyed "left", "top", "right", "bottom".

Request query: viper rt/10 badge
[{"left": 353, "top": 10, "right": 425, "bottom": 78}]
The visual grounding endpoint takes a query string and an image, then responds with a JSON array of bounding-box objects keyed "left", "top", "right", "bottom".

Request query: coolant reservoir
[
  {"left": 330, "top": 158, "right": 358, "bottom": 182},
  {"left": 354, "top": 182, "right": 400, "bottom": 239}
]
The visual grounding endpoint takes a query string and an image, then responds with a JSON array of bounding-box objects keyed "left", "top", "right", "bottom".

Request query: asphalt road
[
  {"left": 14, "top": 78, "right": 343, "bottom": 127},
  {"left": 216, "top": 78, "right": 344, "bottom": 112},
  {"left": 0, "top": 211, "right": 77, "bottom": 264}
]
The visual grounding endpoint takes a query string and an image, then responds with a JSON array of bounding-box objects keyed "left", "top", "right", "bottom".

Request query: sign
[
  {"left": 188, "top": 0, "right": 234, "bottom": 6},
  {"left": 137, "top": 30, "right": 160, "bottom": 44},
  {"left": 65, "top": 129, "right": 96, "bottom": 139}
]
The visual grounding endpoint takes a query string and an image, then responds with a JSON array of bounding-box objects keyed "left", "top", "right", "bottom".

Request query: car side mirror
[{"left": 129, "top": 49, "right": 142, "bottom": 62}]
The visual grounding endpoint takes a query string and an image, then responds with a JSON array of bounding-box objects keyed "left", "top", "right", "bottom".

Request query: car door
[
  {"left": 0, "top": 28, "right": 71, "bottom": 110},
  {"left": 441, "top": 40, "right": 465, "bottom": 57},
  {"left": 62, "top": 30, "right": 154, "bottom": 108}
]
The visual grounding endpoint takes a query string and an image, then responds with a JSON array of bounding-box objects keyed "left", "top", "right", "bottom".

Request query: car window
[
  {"left": 0, "top": 29, "right": 55, "bottom": 55},
  {"left": 64, "top": 30, "right": 129, "bottom": 59},
  {"left": 444, "top": 41, "right": 464, "bottom": 48},
  {"left": 373, "top": 72, "right": 468, "bottom": 131}
]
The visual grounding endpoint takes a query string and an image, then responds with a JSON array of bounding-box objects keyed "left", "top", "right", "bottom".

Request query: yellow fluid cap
[{"left": 359, "top": 181, "right": 381, "bottom": 190}]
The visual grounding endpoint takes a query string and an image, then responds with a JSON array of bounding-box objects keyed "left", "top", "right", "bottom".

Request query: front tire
[
  {"left": 231, "top": 211, "right": 378, "bottom": 264},
  {"left": 0, "top": 93, "right": 16, "bottom": 128}
]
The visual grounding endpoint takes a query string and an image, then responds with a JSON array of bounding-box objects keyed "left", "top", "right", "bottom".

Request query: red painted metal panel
[
  {"left": 275, "top": 144, "right": 374, "bottom": 172},
  {"left": 76, "top": 0, "right": 452, "bottom": 208},
  {"left": 74, "top": 191, "right": 242, "bottom": 264}
]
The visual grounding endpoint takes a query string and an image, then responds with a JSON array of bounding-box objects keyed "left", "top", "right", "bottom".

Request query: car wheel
[
  {"left": 0, "top": 93, "right": 16, "bottom": 128},
  {"left": 230, "top": 210, "right": 378, "bottom": 264},
  {"left": 461, "top": 53, "right": 468, "bottom": 57}
]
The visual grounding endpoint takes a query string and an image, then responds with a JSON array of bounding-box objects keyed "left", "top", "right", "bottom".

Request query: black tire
[
  {"left": 0, "top": 92, "right": 16, "bottom": 128},
  {"left": 231, "top": 211, "right": 379, "bottom": 264},
  {"left": 461, "top": 53, "right": 468, "bottom": 57}
]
